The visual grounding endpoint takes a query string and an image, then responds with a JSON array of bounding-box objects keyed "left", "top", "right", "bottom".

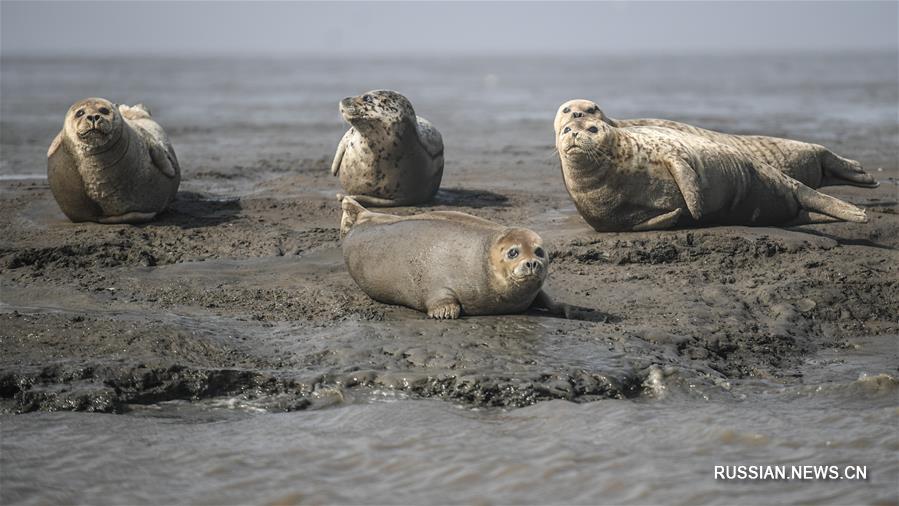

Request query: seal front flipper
[
  {"left": 632, "top": 208, "right": 684, "bottom": 231},
  {"left": 426, "top": 291, "right": 462, "bottom": 320},
  {"left": 47, "top": 131, "right": 103, "bottom": 222},
  {"left": 665, "top": 159, "right": 705, "bottom": 220},
  {"left": 149, "top": 143, "right": 177, "bottom": 178},
  {"left": 331, "top": 130, "right": 351, "bottom": 176}
]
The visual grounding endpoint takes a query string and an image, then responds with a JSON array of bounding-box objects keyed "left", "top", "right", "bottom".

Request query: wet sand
[{"left": 1, "top": 54, "right": 897, "bottom": 504}]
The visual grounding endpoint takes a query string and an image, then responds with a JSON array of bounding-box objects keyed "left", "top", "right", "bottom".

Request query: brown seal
[
  {"left": 555, "top": 113, "right": 867, "bottom": 232},
  {"left": 47, "top": 98, "right": 180, "bottom": 223},
  {"left": 331, "top": 90, "right": 444, "bottom": 206},
  {"left": 554, "top": 99, "right": 878, "bottom": 189},
  {"left": 339, "top": 196, "right": 579, "bottom": 319}
]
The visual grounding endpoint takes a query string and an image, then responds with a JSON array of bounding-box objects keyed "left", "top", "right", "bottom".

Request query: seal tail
[
  {"left": 794, "top": 185, "right": 868, "bottom": 223},
  {"left": 339, "top": 194, "right": 368, "bottom": 237},
  {"left": 820, "top": 151, "right": 879, "bottom": 188}
]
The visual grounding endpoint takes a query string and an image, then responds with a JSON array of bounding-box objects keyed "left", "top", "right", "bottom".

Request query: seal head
[
  {"left": 554, "top": 99, "right": 613, "bottom": 134},
  {"left": 339, "top": 90, "right": 416, "bottom": 130},
  {"left": 489, "top": 228, "right": 548, "bottom": 292},
  {"left": 64, "top": 98, "right": 123, "bottom": 153}
]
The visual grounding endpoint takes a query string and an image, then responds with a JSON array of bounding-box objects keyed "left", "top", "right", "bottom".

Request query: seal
[
  {"left": 340, "top": 196, "right": 579, "bottom": 319},
  {"left": 331, "top": 90, "right": 444, "bottom": 206},
  {"left": 554, "top": 114, "right": 868, "bottom": 232},
  {"left": 554, "top": 99, "right": 878, "bottom": 189},
  {"left": 47, "top": 97, "right": 181, "bottom": 223}
]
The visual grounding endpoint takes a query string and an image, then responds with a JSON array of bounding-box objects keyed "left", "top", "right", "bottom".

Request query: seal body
[
  {"left": 554, "top": 99, "right": 878, "bottom": 189},
  {"left": 340, "top": 197, "right": 557, "bottom": 319},
  {"left": 554, "top": 114, "right": 867, "bottom": 232},
  {"left": 47, "top": 98, "right": 180, "bottom": 223},
  {"left": 331, "top": 90, "right": 444, "bottom": 207}
]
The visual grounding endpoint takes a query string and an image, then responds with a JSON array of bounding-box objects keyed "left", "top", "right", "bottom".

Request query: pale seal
[
  {"left": 554, "top": 99, "right": 878, "bottom": 189},
  {"left": 331, "top": 90, "right": 444, "bottom": 206},
  {"left": 340, "top": 196, "right": 580, "bottom": 319},
  {"left": 47, "top": 98, "right": 180, "bottom": 223},
  {"left": 554, "top": 114, "right": 868, "bottom": 232}
]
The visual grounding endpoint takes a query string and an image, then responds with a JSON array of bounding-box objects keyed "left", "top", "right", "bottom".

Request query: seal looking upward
[
  {"left": 554, "top": 99, "right": 878, "bottom": 189},
  {"left": 331, "top": 90, "right": 444, "bottom": 207},
  {"left": 340, "top": 196, "right": 580, "bottom": 319},
  {"left": 47, "top": 97, "right": 181, "bottom": 223},
  {"left": 554, "top": 114, "right": 867, "bottom": 232}
]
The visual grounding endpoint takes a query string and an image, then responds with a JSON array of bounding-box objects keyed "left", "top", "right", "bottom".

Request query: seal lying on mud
[
  {"left": 340, "top": 196, "right": 579, "bottom": 319},
  {"left": 554, "top": 99, "right": 878, "bottom": 189},
  {"left": 554, "top": 115, "right": 868, "bottom": 232},
  {"left": 331, "top": 90, "right": 444, "bottom": 207},
  {"left": 47, "top": 98, "right": 181, "bottom": 223}
]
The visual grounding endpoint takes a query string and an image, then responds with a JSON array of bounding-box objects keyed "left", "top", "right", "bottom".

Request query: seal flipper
[
  {"left": 47, "top": 132, "right": 103, "bottom": 222},
  {"left": 332, "top": 130, "right": 350, "bottom": 176},
  {"left": 530, "top": 290, "right": 605, "bottom": 321},
  {"left": 149, "top": 143, "right": 177, "bottom": 178},
  {"left": 666, "top": 160, "right": 705, "bottom": 220},
  {"left": 632, "top": 208, "right": 683, "bottom": 231},
  {"left": 340, "top": 195, "right": 370, "bottom": 236},
  {"left": 820, "top": 151, "right": 879, "bottom": 188},
  {"left": 426, "top": 291, "right": 462, "bottom": 320},
  {"left": 792, "top": 184, "right": 868, "bottom": 223}
]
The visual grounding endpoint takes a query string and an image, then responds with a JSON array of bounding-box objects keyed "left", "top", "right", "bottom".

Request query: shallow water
[
  {"left": 2, "top": 52, "right": 898, "bottom": 504},
  {"left": 3, "top": 336, "right": 897, "bottom": 505}
]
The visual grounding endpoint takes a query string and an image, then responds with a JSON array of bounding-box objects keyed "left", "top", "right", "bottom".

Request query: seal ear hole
[
  {"left": 535, "top": 247, "right": 545, "bottom": 258},
  {"left": 75, "top": 110, "right": 85, "bottom": 118},
  {"left": 588, "top": 126, "right": 599, "bottom": 133},
  {"left": 362, "top": 95, "right": 373, "bottom": 103},
  {"left": 506, "top": 248, "right": 519, "bottom": 260}
]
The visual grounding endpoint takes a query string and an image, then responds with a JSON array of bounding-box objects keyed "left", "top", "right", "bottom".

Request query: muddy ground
[{"left": 2, "top": 156, "right": 896, "bottom": 413}]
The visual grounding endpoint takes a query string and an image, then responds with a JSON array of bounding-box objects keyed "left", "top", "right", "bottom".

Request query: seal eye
[
  {"left": 99, "top": 107, "right": 110, "bottom": 115},
  {"left": 563, "top": 107, "right": 570, "bottom": 113},
  {"left": 507, "top": 248, "right": 519, "bottom": 260},
  {"left": 563, "top": 127, "right": 571, "bottom": 134},
  {"left": 75, "top": 110, "right": 85, "bottom": 118},
  {"left": 535, "top": 247, "right": 545, "bottom": 258},
  {"left": 362, "top": 95, "right": 373, "bottom": 103},
  {"left": 588, "top": 126, "right": 599, "bottom": 133}
]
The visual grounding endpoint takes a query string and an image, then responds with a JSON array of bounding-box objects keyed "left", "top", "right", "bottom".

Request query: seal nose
[
  {"left": 525, "top": 259, "right": 541, "bottom": 272},
  {"left": 572, "top": 112, "right": 583, "bottom": 118},
  {"left": 571, "top": 132, "right": 578, "bottom": 138}
]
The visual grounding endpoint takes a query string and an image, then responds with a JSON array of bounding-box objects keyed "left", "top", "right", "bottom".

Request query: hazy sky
[{"left": 2, "top": 1, "right": 896, "bottom": 56}]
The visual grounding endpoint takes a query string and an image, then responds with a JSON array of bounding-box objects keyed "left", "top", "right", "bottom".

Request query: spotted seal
[
  {"left": 554, "top": 99, "right": 878, "bottom": 189},
  {"left": 47, "top": 98, "right": 180, "bottom": 223},
  {"left": 331, "top": 90, "right": 444, "bottom": 206},
  {"left": 554, "top": 113, "right": 868, "bottom": 232},
  {"left": 340, "top": 196, "right": 582, "bottom": 319}
]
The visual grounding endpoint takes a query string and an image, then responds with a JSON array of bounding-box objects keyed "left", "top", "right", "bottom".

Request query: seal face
[
  {"left": 554, "top": 106, "right": 868, "bottom": 232},
  {"left": 331, "top": 90, "right": 444, "bottom": 207},
  {"left": 339, "top": 197, "right": 565, "bottom": 319},
  {"left": 554, "top": 99, "right": 878, "bottom": 189},
  {"left": 47, "top": 97, "right": 181, "bottom": 223}
]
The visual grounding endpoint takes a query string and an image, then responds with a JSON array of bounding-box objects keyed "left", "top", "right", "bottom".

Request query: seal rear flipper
[
  {"left": 666, "top": 160, "right": 705, "bottom": 220},
  {"left": 47, "top": 136, "right": 103, "bottom": 222},
  {"left": 820, "top": 151, "right": 879, "bottom": 188},
  {"left": 118, "top": 103, "right": 152, "bottom": 120},
  {"left": 793, "top": 184, "right": 868, "bottom": 223},
  {"left": 340, "top": 195, "right": 369, "bottom": 236}
]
